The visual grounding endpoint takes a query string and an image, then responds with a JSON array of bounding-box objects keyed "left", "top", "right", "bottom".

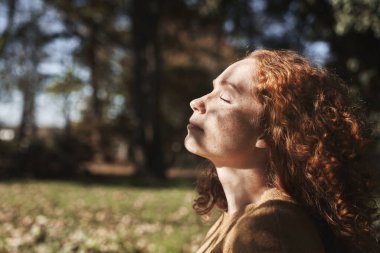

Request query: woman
[{"left": 184, "top": 49, "right": 379, "bottom": 253}]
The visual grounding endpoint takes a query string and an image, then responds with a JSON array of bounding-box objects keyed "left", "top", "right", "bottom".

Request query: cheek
[{"left": 209, "top": 111, "right": 256, "bottom": 151}]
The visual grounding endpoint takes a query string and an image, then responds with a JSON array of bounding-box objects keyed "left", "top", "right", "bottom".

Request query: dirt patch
[{"left": 86, "top": 163, "right": 200, "bottom": 179}]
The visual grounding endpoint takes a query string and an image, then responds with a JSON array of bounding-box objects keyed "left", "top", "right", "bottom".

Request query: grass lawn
[
  {"left": 0, "top": 179, "right": 218, "bottom": 253},
  {"left": 1, "top": 179, "right": 378, "bottom": 253}
]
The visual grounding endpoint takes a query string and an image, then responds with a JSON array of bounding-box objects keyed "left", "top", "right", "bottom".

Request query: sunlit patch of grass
[{"left": 0, "top": 179, "right": 217, "bottom": 253}]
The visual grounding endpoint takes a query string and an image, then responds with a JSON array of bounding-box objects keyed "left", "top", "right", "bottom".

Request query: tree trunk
[
  {"left": 0, "top": 0, "right": 17, "bottom": 56},
  {"left": 88, "top": 28, "right": 104, "bottom": 161},
  {"left": 18, "top": 79, "right": 37, "bottom": 145},
  {"left": 131, "top": 0, "right": 166, "bottom": 178},
  {"left": 17, "top": 31, "right": 41, "bottom": 145},
  {"left": 63, "top": 94, "right": 71, "bottom": 137}
]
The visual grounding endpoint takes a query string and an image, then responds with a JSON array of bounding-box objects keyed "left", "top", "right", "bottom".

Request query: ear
[{"left": 255, "top": 136, "right": 268, "bottom": 149}]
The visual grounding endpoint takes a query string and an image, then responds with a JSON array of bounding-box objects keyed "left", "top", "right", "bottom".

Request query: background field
[
  {"left": 1, "top": 179, "right": 379, "bottom": 253},
  {"left": 0, "top": 179, "right": 217, "bottom": 253}
]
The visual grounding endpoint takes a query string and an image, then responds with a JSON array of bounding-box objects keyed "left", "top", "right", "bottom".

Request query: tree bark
[
  {"left": 131, "top": 0, "right": 166, "bottom": 178},
  {"left": 17, "top": 23, "right": 42, "bottom": 145},
  {"left": 87, "top": 26, "right": 107, "bottom": 161},
  {"left": 0, "top": 0, "right": 17, "bottom": 56},
  {"left": 18, "top": 79, "right": 37, "bottom": 144}
]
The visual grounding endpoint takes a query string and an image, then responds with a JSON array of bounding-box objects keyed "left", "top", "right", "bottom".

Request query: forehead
[{"left": 214, "top": 58, "right": 256, "bottom": 91}]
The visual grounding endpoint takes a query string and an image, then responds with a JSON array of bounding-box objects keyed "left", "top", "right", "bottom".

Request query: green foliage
[
  {"left": 0, "top": 180, "right": 215, "bottom": 252},
  {"left": 46, "top": 69, "right": 83, "bottom": 95},
  {"left": 331, "top": 0, "right": 380, "bottom": 37}
]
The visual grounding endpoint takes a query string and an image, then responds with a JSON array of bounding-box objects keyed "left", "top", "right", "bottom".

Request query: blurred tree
[
  {"left": 0, "top": 0, "right": 17, "bottom": 56},
  {"left": 329, "top": 0, "right": 380, "bottom": 112},
  {"left": 0, "top": 0, "right": 18, "bottom": 102},
  {"left": 130, "top": 0, "right": 166, "bottom": 178},
  {"left": 45, "top": 68, "right": 84, "bottom": 136},
  {"left": 1, "top": 0, "right": 378, "bottom": 180},
  {"left": 45, "top": 0, "right": 128, "bottom": 161},
  {"left": 13, "top": 18, "right": 45, "bottom": 144},
  {"left": 0, "top": 11, "right": 50, "bottom": 144}
]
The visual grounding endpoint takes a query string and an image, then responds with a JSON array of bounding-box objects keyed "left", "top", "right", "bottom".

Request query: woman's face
[{"left": 184, "top": 58, "right": 267, "bottom": 167}]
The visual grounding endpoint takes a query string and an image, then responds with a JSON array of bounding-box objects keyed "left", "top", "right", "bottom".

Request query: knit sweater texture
[{"left": 196, "top": 188, "right": 326, "bottom": 253}]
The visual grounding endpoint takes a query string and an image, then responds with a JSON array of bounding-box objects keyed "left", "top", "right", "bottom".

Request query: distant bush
[
  {"left": 0, "top": 134, "right": 94, "bottom": 179},
  {"left": 0, "top": 140, "right": 18, "bottom": 176}
]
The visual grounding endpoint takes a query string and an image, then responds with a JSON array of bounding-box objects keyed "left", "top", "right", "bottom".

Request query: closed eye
[{"left": 219, "top": 96, "right": 231, "bottom": 103}]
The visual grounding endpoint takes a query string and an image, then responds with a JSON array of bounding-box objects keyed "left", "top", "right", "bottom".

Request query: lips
[{"left": 187, "top": 121, "right": 203, "bottom": 131}]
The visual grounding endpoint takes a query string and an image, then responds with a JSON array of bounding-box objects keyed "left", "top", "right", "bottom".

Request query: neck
[{"left": 216, "top": 166, "right": 270, "bottom": 215}]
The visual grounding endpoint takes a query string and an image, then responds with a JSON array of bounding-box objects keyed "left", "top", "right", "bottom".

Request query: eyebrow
[{"left": 212, "top": 80, "right": 240, "bottom": 93}]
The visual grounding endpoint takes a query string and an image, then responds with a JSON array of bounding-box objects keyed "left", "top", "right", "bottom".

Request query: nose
[{"left": 190, "top": 97, "right": 206, "bottom": 113}]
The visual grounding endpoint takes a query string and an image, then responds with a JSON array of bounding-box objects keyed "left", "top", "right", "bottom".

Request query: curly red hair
[{"left": 193, "top": 49, "right": 379, "bottom": 252}]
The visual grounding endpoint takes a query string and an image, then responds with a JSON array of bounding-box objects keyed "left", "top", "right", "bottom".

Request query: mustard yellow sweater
[{"left": 196, "top": 188, "right": 326, "bottom": 253}]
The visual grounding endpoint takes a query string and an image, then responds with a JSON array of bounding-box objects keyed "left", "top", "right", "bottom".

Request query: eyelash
[{"left": 219, "top": 96, "right": 231, "bottom": 103}]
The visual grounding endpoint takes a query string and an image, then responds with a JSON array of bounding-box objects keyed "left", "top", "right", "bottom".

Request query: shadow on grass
[
  {"left": 80, "top": 174, "right": 198, "bottom": 189},
  {"left": 0, "top": 173, "right": 198, "bottom": 189}
]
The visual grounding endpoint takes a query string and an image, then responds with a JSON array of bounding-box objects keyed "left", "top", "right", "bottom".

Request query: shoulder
[{"left": 225, "top": 200, "right": 326, "bottom": 253}]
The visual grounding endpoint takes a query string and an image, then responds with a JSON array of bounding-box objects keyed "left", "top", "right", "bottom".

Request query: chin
[
  {"left": 184, "top": 136, "right": 197, "bottom": 153},
  {"left": 184, "top": 135, "right": 206, "bottom": 157}
]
